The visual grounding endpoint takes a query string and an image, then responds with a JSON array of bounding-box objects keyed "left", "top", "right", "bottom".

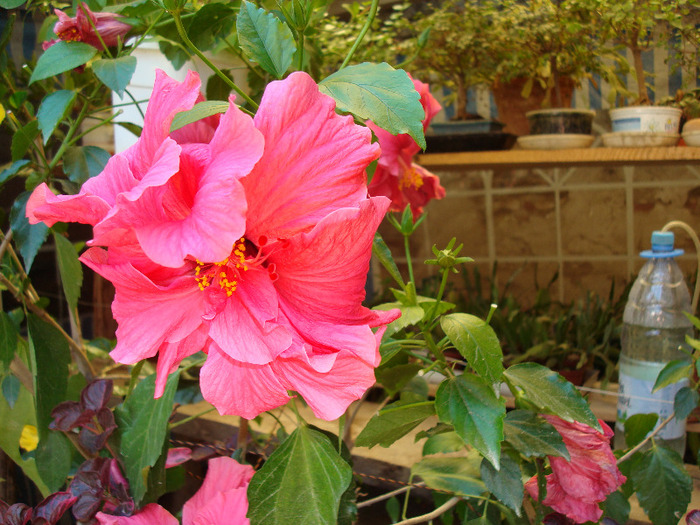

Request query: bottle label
[{"left": 617, "top": 358, "right": 688, "bottom": 440}]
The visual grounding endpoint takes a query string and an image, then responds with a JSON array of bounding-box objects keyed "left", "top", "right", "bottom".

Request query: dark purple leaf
[
  {"left": 0, "top": 499, "right": 9, "bottom": 515},
  {"left": 33, "top": 492, "right": 76, "bottom": 524},
  {"left": 106, "top": 459, "right": 130, "bottom": 501},
  {"left": 78, "top": 427, "right": 110, "bottom": 454},
  {"left": 543, "top": 513, "right": 575, "bottom": 525},
  {"left": 3, "top": 504, "right": 32, "bottom": 525},
  {"left": 49, "top": 401, "right": 89, "bottom": 431},
  {"left": 69, "top": 493, "right": 101, "bottom": 522},
  {"left": 687, "top": 510, "right": 700, "bottom": 525},
  {"left": 81, "top": 380, "right": 113, "bottom": 412}
]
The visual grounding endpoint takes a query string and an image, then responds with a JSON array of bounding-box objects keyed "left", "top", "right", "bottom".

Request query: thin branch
[
  {"left": 617, "top": 411, "right": 677, "bottom": 464},
  {"left": 393, "top": 497, "right": 460, "bottom": 525},
  {"left": 357, "top": 483, "right": 425, "bottom": 509},
  {"left": 339, "top": 0, "right": 379, "bottom": 70}
]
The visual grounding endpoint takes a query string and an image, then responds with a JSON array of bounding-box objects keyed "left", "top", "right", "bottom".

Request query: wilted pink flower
[
  {"left": 182, "top": 457, "right": 254, "bottom": 524},
  {"left": 367, "top": 75, "right": 445, "bottom": 217},
  {"left": 29, "top": 70, "right": 399, "bottom": 421},
  {"left": 525, "top": 416, "right": 626, "bottom": 524},
  {"left": 166, "top": 447, "right": 192, "bottom": 468},
  {"left": 53, "top": 3, "right": 131, "bottom": 50},
  {"left": 96, "top": 503, "right": 178, "bottom": 525}
]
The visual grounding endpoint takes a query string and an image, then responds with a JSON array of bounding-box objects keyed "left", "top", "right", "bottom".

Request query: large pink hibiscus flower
[
  {"left": 367, "top": 76, "right": 445, "bottom": 217},
  {"left": 36, "top": 70, "right": 398, "bottom": 420}
]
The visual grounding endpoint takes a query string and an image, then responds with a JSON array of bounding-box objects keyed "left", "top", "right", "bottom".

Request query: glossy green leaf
[
  {"left": 188, "top": 3, "right": 236, "bottom": 50},
  {"left": 675, "top": 386, "right": 699, "bottom": 420},
  {"left": 0, "top": 379, "right": 50, "bottom": 496},
  {"left": 435, "top": 375, "right": 505, "bottom": 469},
  {"left": 236, "top": 0, "right": 296, "bottom": 79},
  {"left": 374, "top": 303, "right": 423, "bottom": 336},
  {"left": 602, "top": 490, "right": 631, "bottom": 525},
  {"left": 441, "top": 313, "right": 504, "bottom": 384},
  {"left": 503, "top": 410, "right": 568, "bottom": 459},
  {"left": 37, "top": 90, "right": 76, "bottom": 144},
  {"left": 374, "top": 362, "right": 422, "bottom": 395},
  {"left": 653, "top": 359, "right": 692, "bottom": 392},
  {"left": 92, "top": 56, "right": 137, "bottom": 96},
  {"left": 320, "top": 62, "right": 426, "bottom": 149},
  {"left": 2, "top": 374, "right": 20, "bottom": 409},
  {"left": 247, "top": 426, "right": 352, "bottom": 525},
  {"left": 411, "top": 455, "right": 486, "bottom": 497},
  {"left": 504, "top": 363, "right": 599, "bottom": 430},
  {"left": 354, "top": 398, "right": 435, "bottom": 448},
  {"left": 0, "top": 0, "right": 27, "bottom": 8},
  {"left": 35, "top": 431, "right": 72, "bottom": 493},
  {"left": 11, "top": 120, "right": 39, "bottom": 161},
  {"left": 422, "top": 431, "right": 465, "bottom": 456},
  {"left": 631, "top": 445, "right": 692, "bottom": 525},
  {"left": 27, "top": 315, "right": 71, "bottom": 439},
  {"left": 480, "top": 453, "right": 523, "bottom": 516},
  {"left": 115, "top": 372, "right": 180, "bottom": 504},
  {"left": 10, "top": 192, "right": 49, "bottom": 271},
  {"left": 30, "top": 41, "right": 98, "bottom": 83},
  {"left": 170, "top": 101, "right": 230, "bottom": 133},
  {"left": 623, "top": 413, "right": 658, "bottom": 448},
  {"left": 372, "top": 233, "right": 404, "bottom": 289},
  {"left": 64, "top": 145, "right": 111, "bottom": 184},
  {"left": 0, "top": 159, "right": 30, "bottom": 186},
  {"left": 53, "top": 232, "right": 83, "bottom": 312},
  {"left": 0, "top": 312, "right": 19, "bottom": 370}
]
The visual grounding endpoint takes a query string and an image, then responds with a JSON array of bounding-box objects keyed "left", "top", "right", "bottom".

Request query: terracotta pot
[{"left": 491, "top": 76, "right": 576, "bottom": 136}]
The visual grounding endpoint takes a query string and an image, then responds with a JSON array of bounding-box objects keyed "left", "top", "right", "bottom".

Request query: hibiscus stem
[
  {"left": 169, "top": 406, "right": 217, "bottom": 430},
  {"left": 403, "top": 233, "right": 415, "bottom": 285},
  {"left": 170, "top": 8, "right": 259, "bottom": 111},
  {"left": 339, "top": 0, "right": 379, "bottom": 70}
]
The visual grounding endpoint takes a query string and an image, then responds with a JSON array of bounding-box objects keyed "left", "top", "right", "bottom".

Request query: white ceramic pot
[{"left": 609, "top": 106, "right": 682, "bottom": 134}]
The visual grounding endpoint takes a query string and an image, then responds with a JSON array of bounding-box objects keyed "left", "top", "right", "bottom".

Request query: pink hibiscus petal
[
  {"left": 96, "top": 503, "right": 178, "bottom": 525},
  {"left": 244, "top": 71, "right": 380, "bottom": 242},
  {"left": 26, "top": 183, "right": 111, "bottom": 227},
  {"left": 165, "top": 447, "right": 192, "bottom": 468}
]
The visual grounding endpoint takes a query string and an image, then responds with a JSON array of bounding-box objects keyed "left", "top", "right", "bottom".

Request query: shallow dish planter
[
  {"left": 601, "top": 131, "right": 680, "bottom": 148},
  {"left": 517, "top": 133, "right": 594, "bottom": 150},
  {"left": 609, "top": 106, "right": 682, "bottom": 134},
  {"left": 526, "top": 108, "right": 596, "bottom": 135}
]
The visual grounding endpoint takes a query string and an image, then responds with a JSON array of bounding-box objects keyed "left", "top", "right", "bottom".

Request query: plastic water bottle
[{"left": 614, "top": 231, "right": 694, "bottom": 456}]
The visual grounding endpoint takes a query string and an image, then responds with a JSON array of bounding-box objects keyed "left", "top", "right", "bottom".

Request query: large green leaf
[
  {"left": 64, "top": 145, "right": 111, "bottom": 184},
  {"left": 27, "top": 315, "right": 71, "bottom": 438},
  {"left": 0, "top": 0, "right": 27, "bottom": 7},
  {"left": 623, "top": 413, "right": 657, "bottom": 448},
  {"left": 0, "top": 159, "right": 30, "bottom": 186},
  {"left": 0, "top": 378, "right": 50, "bottom": 496},
  {"left": 422, "top": 431, "right": 465, "bottom": 456},
  {"left": 53, "top": 232, "right": 83, "bottom": 312},
  {"left": 675, "top": 387, "right": 699, "bottom": 420},
  {"left": 247, "top": 426, "right": 352, "bottom": 525},
  {"left": 411, "top": 455, "right": 486, "bottom": 497},
  {"left": 170, "top": 101, "right": 230, "bottom": 133},
  {"left": 354, "top": 398, "right": 435, "bottom": 448},
  {"left": 30, "top": 41, "right": 98, "bottom": 83},
  {"left": 35, "top": 431, "right": 73, "bottom": 493},
  {"left": 435, "top": 375, "right": 505, "bottom": 469},
  {"left": 630, "top": 445, "right": 692, "bottom": 525},
  {"left": 503, "top": 410, "right": 568, "bottom": 459},
  {"left": 93, "top": 56, "right": 137, "bottom": 96},
  {"left": 188, "top": 2, "right": 236, "bottom": 50},
  {"left": 115, "top": 372, "right": 180, "bottom": 504},
  {"left": 0, "top": 312, "right": 19, "bottom": 371},
  {"left": 320, "top": 63, "right": 426, "bottom": 149},
  {"left": 441, "top": 313, "right": 504, "bottom": 384},
  {"left": 504, "top": 363, "right": 599, "bottom": 430},
  {"left": 236, "top": 0, "right": 296, "bottom": 79},
  {"left": 10, "top": 191, "right": 49, "bottom": 272},
  {"left": 480, "top": 453, "right": 523, "bottom": 516},
  {"left": 11, "top": 120, "right": 39, "bottom": 161},
  {"left": 37, "top": 90, "right": 76, "bottom": 144}
]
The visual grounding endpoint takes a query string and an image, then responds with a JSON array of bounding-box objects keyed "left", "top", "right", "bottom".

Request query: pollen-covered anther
[{"left": 399, "top": 165, "right": 424, "bottom": 190}]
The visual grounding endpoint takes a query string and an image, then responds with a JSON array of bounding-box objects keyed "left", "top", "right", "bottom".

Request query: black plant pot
[{"left": 526, "top": 108, "right": 596, "bottom": 135}]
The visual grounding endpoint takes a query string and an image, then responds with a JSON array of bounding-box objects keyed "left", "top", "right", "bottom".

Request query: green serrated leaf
[
  {"left": 354, "top": 398, "right": 435, "bottom": 448},
  {"left": 480, "top": 453, "right": 523, "bottom": 516},
  {"left": 674, "top": 387, "right": 699, "bottom": 421},
  {"left": 30, "top": 41, "right": 98, "bottom": 83},
  {"left": 170, "top": 101, "right": 230, "bottom": 133},
  {"left": 422, "top": 431, "right": 465, "bottom": 456},
  {"left": 188, "top": 3, "right": 236, "bottom": 50},
  {"left": 602, "top": 490, "right": 631, "bottom": 525},
  {"left": 35, "top": 431, "right": 72, "bottom": 493},
  {"left": 37, "top": 90, "right": 76, "bottom": 144},
  {"left": 247, "top": 426, "right": 352, "bottom": 525},
  {"left": 504, "top": 363, "right": 600, "bottom": 430},
  {"left": 372, "top": 233, "right": 404, "bottom": 288},
  {"left": 11, "top": 120, "right": 39, "bottom": 162},
  {"left": 503, "top": 409, "right": 569, "bottom": 459},
  {"left": 2, "top": 374, "right": 20, "bottom": 409},
  {"left": 27, "top": 315, "right": 71, "bottom": 439},
  {"left": 441, "top": 313, "right": 504, "bottom": 385},
  {"left": 653, "top": 359, "right": 692, "bottom": 392},
  {"left": 320, "top": 63, "right": 426, "bottom": 149},
  {"left": 236, "top": 1, "right": 296, "bottom": 79},
  {"left": 631, "top": 445, "right": 692, "bottom": 525},
  {"left": 0, "top": 312, "right": 19, "bottom": 370},
  {"left": 0, "top": 159, "right": 30, "bottom": 186},
  {"left": 10, "top": 192, "right": 49, "bottom": 271},
  {"left": 411, "top": 455, "right": 486, "bottom": 497},
  {"left": 115, "top": 372, "right": 180, "bottom": 504},
  {"left": 0, "top": 0, "right": 27, "bottom": 7},
  {"left": 63, "top": 145, "right": 111, "bottom": 185},
  {"left": 435, "top": 375, "right": 505, "bottom": 469},
  {"left": 53, "top": 232, "right": 83, "bottom": 311},
  {"left": 92, "top": 56, "right": 137, "bottom": 96},
  {"left": 623, "top": 413, "right": 658, "bottom": 449},
  {"left": 374, "top": 302, "right": 422, "bottom": 336},
  {"left": 374, "top": 362, "right": 422, "bottom": 395}
]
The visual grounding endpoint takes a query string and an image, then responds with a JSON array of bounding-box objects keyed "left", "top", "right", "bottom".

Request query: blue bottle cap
[{"left": 641, "top": 230, "right": 684, "bottom": 258}]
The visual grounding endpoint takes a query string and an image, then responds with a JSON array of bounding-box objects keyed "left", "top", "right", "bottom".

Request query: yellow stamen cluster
[
  {"left": 194, "top": 238, "right": 249, "bottom": 297},
  {"left": 399, "top": 166, "right": 424, "bottom": 190}
]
